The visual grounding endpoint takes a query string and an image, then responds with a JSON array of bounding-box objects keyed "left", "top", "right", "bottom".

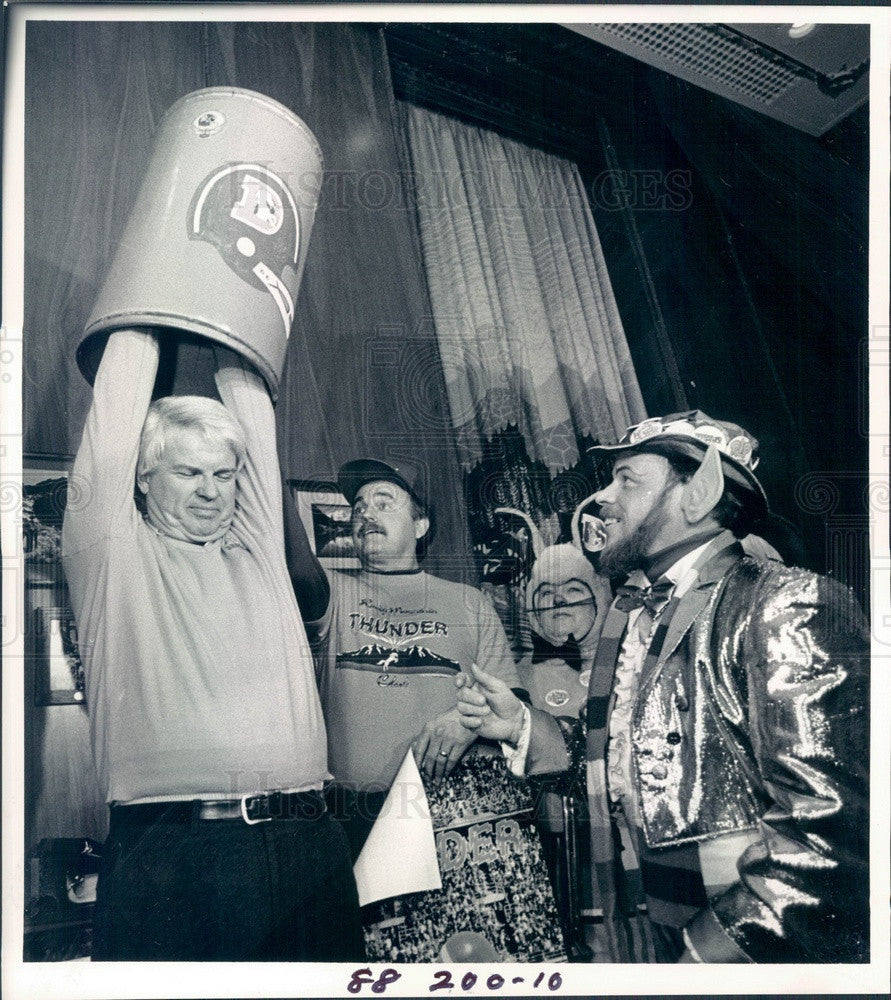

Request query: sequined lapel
[{"left": 656, "top": 535, "right": 743, "bottom": 669}]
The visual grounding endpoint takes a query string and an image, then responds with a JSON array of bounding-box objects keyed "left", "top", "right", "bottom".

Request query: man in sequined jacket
[{"left": 456, "top": 411, "right": 869, "bottom": 963}]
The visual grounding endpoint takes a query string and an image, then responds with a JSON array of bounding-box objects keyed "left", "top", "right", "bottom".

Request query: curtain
[
  {"left": 22, "top": 22, "right": 477, "bottom": 854},
  {"left": 401, "top": 104, "right": 646, "bottom": 648},
  {"left": 403, "top": 104, "right": 644, "bottom": 480},
  {"left": 24, "top": 22, "right": 472, "bottom": 584},
  {"left": 402, "top": 104, "right": 645, "bottom": 528}
]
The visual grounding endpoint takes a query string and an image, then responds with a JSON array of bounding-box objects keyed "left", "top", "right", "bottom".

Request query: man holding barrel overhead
[{"left": 62, "top": 88, "right": 363, "bottom": 961}]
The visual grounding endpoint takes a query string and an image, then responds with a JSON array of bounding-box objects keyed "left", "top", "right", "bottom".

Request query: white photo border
[{"left": 2, "top": 4, "right": 888, "bottom": 999}]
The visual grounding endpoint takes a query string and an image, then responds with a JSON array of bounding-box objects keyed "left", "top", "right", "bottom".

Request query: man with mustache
[
  {"left": 285, "top": 458, "right": 524, "bottom": 857},
  {"left": 455, "top": 411, "right": 869, "bottom": 964}
]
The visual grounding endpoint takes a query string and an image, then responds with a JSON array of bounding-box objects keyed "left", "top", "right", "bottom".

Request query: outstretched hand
[{"left": 455, "top": 663, "right": 524, "bottom": 743}]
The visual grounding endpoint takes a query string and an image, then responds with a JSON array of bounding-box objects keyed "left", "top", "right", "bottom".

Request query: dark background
[{"left": 385, "top": 23, "right": 870, "bottom": 596}]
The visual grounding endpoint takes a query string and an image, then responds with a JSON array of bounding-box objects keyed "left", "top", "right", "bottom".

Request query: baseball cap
[
  {"left": 337, "top": 458, "right": 429, "bottom": 512},
  {"left": 588, "top": 410, "right": 768, "bottom": 522},
  {"left": 338, "top": 458, "right": 434, "bottom": 556}
]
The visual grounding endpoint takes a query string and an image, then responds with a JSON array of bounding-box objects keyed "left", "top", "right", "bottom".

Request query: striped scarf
[
  {"left": 586, "top": 545, "right": 728, "bottom": 960},
  {"left": 585, "top": 598, "right": 683, "bottom": 960}
]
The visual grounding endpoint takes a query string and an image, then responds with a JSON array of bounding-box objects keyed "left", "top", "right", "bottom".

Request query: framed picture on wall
[
  {"left": 23, "top": 455, "right": 74, "bottom": 590},
  {"left": 290, "top": 481, "right": 360, "bottom": 569},
  {"left": 33, "top": 606, "right": 86, "bottom": 706}
]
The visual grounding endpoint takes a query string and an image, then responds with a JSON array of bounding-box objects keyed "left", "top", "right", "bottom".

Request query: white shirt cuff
[{"left": 499, "top": 705, "right": 531, "bottom": 777}]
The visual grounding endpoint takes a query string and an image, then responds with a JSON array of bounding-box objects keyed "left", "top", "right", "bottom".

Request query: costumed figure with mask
[{"left": 495, "top": 498, "right": 612, "bottom": 958}]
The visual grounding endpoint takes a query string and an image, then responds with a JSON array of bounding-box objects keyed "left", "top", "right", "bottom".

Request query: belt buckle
[{"left": 240, "top": 794, "right": 272, "bottom": 825}]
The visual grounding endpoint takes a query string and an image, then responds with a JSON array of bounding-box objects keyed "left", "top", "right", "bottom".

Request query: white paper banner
[{"left": 353, "top": 751, "right": 442, "bottom": 907}]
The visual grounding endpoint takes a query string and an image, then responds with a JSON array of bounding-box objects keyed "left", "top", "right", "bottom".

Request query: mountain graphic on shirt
[{"left": 337, "top": 644, "right": 460, "bottom": 675}]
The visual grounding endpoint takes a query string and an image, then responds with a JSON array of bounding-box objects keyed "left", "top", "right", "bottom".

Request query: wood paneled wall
[{"left": 25, "top": 585, "right": 108, "bottom": 845}]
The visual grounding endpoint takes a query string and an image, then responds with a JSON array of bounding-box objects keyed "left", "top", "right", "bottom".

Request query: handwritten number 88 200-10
[{"left": 346, "top": 968, "right": 563, "bottom": 994}]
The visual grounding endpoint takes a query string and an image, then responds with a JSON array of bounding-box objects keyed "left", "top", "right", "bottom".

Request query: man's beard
[{"left": 597, "top": 493, "right": 672, "bottom": 578}]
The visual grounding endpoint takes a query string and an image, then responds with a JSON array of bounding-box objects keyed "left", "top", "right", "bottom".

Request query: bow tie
[
  {"left": 530, "top": 631, "right": 583, "bottom": 671},
  {"left": 614, "top": 578, "right": 676, "bottom": 617}
]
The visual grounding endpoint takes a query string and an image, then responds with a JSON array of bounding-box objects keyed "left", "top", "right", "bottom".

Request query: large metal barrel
[{"left": 78, "top": 87, "right": 323, "bottom": 399}]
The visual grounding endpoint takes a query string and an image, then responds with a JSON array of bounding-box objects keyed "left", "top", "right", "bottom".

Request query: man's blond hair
[{"left": 137, "top": 396, "right": 247, "bottom": 480}]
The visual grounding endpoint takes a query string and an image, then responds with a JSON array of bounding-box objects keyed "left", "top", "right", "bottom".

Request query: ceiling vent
[{"left": 566, "top": 23, "right": 868, "bottom": 136}]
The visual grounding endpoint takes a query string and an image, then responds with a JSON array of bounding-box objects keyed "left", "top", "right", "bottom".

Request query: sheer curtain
[
  {"left": 401, "top": 103, "right": 647, "bottom": 652},
  {"left": 402, "top": 103, "right": 646, "bottom": 513}
]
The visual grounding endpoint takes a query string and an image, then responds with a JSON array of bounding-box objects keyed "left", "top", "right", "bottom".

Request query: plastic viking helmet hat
[{"left": 495, "top": 495, "right": 612, "bottom": 646}]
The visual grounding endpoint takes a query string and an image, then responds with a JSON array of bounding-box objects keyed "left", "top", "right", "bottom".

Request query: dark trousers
[
  {"left": 324, "top": 785, "right": 389, "bottom": 863},
  {"left": 92, "top": 800, "right": 365, "bottom": 961}
]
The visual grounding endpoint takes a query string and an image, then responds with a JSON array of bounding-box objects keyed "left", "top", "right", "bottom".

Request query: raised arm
[
  {"left": 63, "top": 328, "right": 160, "bottom": 554},
  {"left": 212, "top": 346, "right": 281, "bottom": 541},
  {"left": 281, "top": 475, "right": 330, "bottom": 623}
]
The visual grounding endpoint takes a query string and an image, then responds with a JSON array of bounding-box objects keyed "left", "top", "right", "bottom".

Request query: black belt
[{"left": 112, "top": 790, "right": 326, "bottom": 826}]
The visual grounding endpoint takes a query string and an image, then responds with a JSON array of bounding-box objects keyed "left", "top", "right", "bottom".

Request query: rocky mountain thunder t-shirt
[{"left": 312, "top": 568, "right": 520, "bottom": 790}]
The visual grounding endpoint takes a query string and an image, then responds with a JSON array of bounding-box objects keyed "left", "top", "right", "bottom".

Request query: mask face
[{"left": 532, "top": 578, "right": 598, "bottom": 645}]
